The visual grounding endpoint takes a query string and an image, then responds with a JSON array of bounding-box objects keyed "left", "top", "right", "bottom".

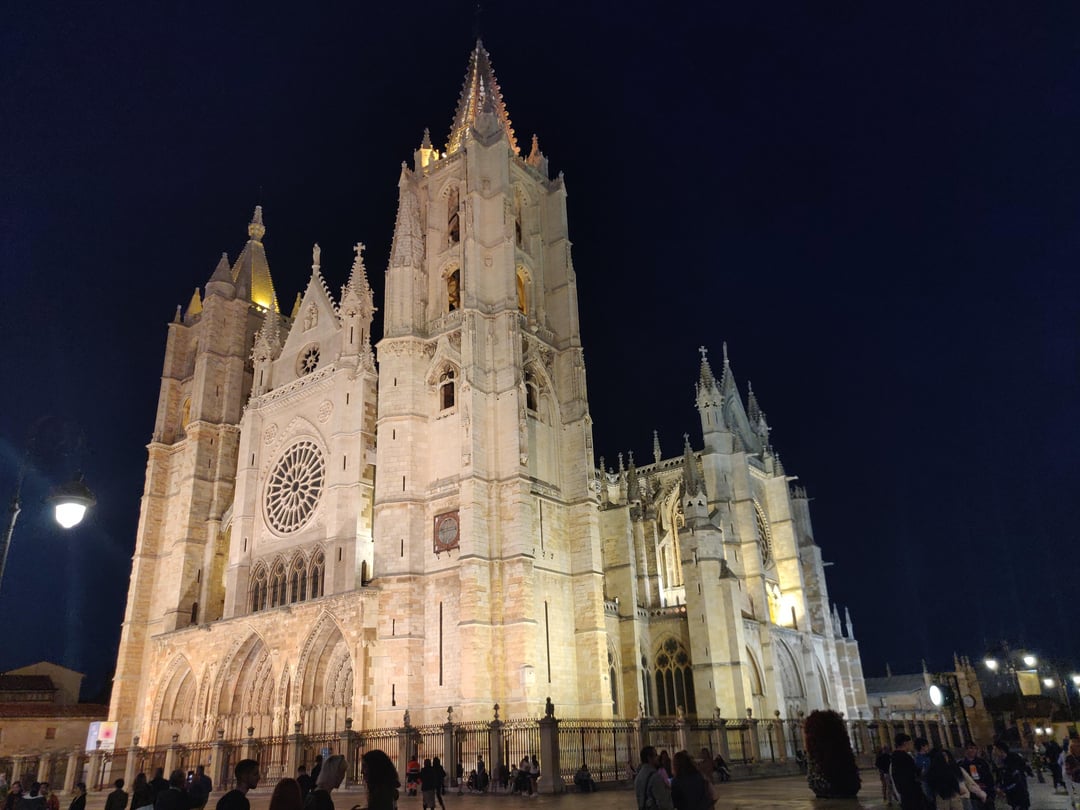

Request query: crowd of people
[
  {"left": 633, "top": 745, "right": 728, "bottom": 810},
  {"left": 874, "top": 732, "right": 1080, "bottom": 810},
  {"left": 0, "top": 780, "right": 83, "bottom": 810}
]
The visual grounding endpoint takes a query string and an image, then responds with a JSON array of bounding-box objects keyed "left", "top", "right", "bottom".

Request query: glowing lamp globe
[
  {"left": 1071, "top": 674, "right": 1080, "bottom": 687},
  {"left": 1043, "top": 677, "right": 1055, "bottom": 688},
  {"left": 984, "top": 658, "right": 999, "bottom": 672},
  {"left": 1023, "top": 654, "right": 1037, "bottom": 668},
  {"left": 47, "top": 476, "right": 96, "bottom": 529},
  {"left": 929, "top": 685, "right": 944, "bottom": 707}
]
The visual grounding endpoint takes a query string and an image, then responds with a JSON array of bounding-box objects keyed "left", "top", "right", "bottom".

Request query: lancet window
[
  {"left": 447, "top": 269, "right": 461, "bottom": 312},
  {"left": 447, "top": 187, "right": 460, "bottom": 245},
  {"left": 524, "top": 370, "right": 539, "bottom": 413},
  {"left": 754, "top": 499, "right": 773, "bottom": 565},
  {"left": 651, "top": 638, "right": 696, "bottom": 717},
  {"left": 439, "top": 368, "right": 456, "bottom": 410},
  {"left": 516, "top": 268, "right": 528, "bottom": 315},
  {"left": 247, "top": 549, "right": 325, "bottom": 614}
]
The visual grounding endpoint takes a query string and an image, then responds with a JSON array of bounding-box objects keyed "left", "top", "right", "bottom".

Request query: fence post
[
  {"left": 63, "top": 750, "right": 81, "bottom": 794},
  {"left": 242, "top": 727, "right": 257, "bottom": 763},
  {"left": 675, "top": 710, "right": 688, "bottom": 754},
  {"left": 746, "top": 711, "right": 761, "bottom": 763},
  {"left": 715, "top": 718, "right": 730, "bottom": 762},
  {"left": 397, "top": 713, "right": 411, "bottom": 790},
  {"left": 488, "top": 705, "right": 504, "bottom": 790},
  {"left": 339, "top": 718, "right": 358, "bottom": 786},
  {"left": 124, "top": 739, "right": 142, "bottom": 791},
  {"left": 443, "top": 709, "right": 455, "bottom": 788},
  {"left": 773, "top": 712, "right": 786, "bottom": 763},
  {"left": 636, "top": 710, "right": 650, "bottom": 756},
  {"left": 209, "top": 731, "right": 226, "bottom": 791},
  {"left": 537, "top": 698, "right": 562, "bottom": 794}
]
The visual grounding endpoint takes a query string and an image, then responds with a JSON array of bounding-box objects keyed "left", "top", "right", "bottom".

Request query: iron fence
[{"left": 556, "top": 719, "right": 636, "bottom": 785}]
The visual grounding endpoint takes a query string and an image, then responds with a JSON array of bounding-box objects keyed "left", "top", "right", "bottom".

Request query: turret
[
  {"left": 696, "top": 346, "right": 725, "bottom": 453},
  {"left": 339, "top": 242, "right": 376, "bottom": 364}
]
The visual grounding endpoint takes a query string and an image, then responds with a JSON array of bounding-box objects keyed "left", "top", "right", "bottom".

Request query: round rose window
[{"left": 264, "top": 440, "right": 325, "bottom": 534}]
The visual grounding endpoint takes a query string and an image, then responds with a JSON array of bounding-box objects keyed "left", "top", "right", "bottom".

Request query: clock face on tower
[{"left": 434, "top": 511, "right": 460, "bottom": 552}]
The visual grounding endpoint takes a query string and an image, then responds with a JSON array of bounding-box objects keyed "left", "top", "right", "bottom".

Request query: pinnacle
[
  {"left": 248, "top": 205, "right": 265, "bottom": 241},
  {"left": 698, "top": 345, "right": 720, "bottom": 392}
]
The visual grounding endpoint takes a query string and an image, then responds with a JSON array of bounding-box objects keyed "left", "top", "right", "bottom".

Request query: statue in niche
[
  {"left": 304, "top": 304, "right": 318, "bottom": 331},
  {"left": 447, "top": 270, "right": 461, "bottom": 312}
]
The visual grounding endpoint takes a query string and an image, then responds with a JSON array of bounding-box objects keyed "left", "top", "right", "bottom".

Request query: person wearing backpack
[{"left": 635, "top": 747, "right": 674, "bottom": 810}]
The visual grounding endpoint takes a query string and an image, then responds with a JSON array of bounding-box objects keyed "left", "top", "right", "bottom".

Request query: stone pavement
[{"left": 84, "top": 772, "right": 1078, "bottom": 810}]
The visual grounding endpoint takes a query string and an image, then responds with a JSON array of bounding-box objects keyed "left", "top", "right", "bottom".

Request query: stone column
[
  {"left": 11, "top": 757, "right": 25, "bottom": 786},
  {"left": 396, "top": 716, "right": 411, "bottom": 790},
  {"left": 286, "top": 722, "right": 303, "bottom": 783},
  {"left": 209, "top": 731, "right": 226, "bottom": 792},
  {"left": 773, "top": 713, "right": 786, "bottom": 763},
  {"left": 442, "top": 712, "right": 455, "bottom": 787},
  {"left": 163, "top": 736, "right": 179, "bottom": 781},
  {"left": 87, "top": 744, "right": 104, "bottom": 792},
  {"left": 537, "top": 699, "right": 561, "bottom": 795},
  {"left": 715, "top": 716, "right": 730, "bottom": 761},
  {"left": 241, "top": 727, "right": 257, "bottom": 764},
  {"left": 124, "top": 739, "right": 142, "bottom": 793},
  {"left": 635, "top": 713, "right": 650, "bottom": 755},
  {"left": 674, "top": 712, "right": 688, "bottom": 755},
  {"left": 746, "top": 712, "right": 761, "bottom": 763},
  {"left": 488, "top": 706, "right": 504, "bottom": 789},
  {"left": 63, "top": 751, "right": 82, "bottom": 794},
  {"left": 339, "top": 718, "right": 358, "bottom": 786},
  {"left": 35, "top": 753, "right": 52, "bottom": 784}
]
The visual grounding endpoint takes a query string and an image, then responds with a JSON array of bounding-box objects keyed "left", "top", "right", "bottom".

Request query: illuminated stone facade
[{"left": 108, "top": 42, "right": 868, "bottom": 747}]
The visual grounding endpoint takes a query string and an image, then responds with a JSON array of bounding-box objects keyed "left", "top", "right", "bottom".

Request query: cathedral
[{"left": 108, "top": 42, "right": 868, "bottom": 747}]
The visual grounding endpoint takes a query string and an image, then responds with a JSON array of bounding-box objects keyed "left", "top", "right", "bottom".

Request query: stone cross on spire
[{"left": 699, "top": 345, "right": 708, "bottom": 360}]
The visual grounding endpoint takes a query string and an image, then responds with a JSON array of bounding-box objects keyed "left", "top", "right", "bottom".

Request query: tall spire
[
  {"left": 652, "top": 430, "right": 662, "bottom": 464},
  {"left": 232, "top": 206, "right": 278, "bottom": 312},
  {"left": 681, "top": 434, "right": 706, "bottom": 496},
  {"left": 446, "top": 40, "right": 518, "bottom": 156}
]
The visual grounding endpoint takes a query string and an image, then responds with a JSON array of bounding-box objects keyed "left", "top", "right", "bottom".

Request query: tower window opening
[
  {"left": 447, "top": 187, "right": 460, "bottom": 245},
  {"left": 516, "top": 268, "right": 528, "bottom": 315},
  {"left": 440, "top": 368, "right": 456, "bottom": 410},
  {"left": 447, "top": 269, "right": 461, "bottom": 312},
  {"left": 525, "top": 370, "right": 538, "bottom": 413},
  {"left": 309, "top": 551, "right": 324, "bottom": 598}
]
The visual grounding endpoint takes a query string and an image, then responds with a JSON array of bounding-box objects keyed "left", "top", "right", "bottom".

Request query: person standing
[
  {"left": 4, "top": 781, "right": 23, "bottom": 810},
  {"left": 309, "top": 757, "right": 323, "bottom": 788},
  {"left": 188, "top": 767, "right": 211, "bottom": 810},
  {"left": 15, "top": 783, "right": 45, "bottom": 810},
  {"left": 149, "top": 771, "right": 168, "bottom": 805},
  {"left": 268, "top": 779, "right": 303, "bottom": 810},
  {"left": 305, "top": 754, "right": 346, "bottom": 810},
  {"left": 1044, "top": 738, "right": 1065, "bottom": 792},
  {"left": 39, "top": 783, "right": 58, "bottom": 810},
  {"left": 360, "top": 750, "right": 400, "bottom": 810},
  {"left": 875, "top": 747, "right": 895, "bottom": 805},
  {"left": 295, "top": 767, "right": 313, "bottom": 801},
  {"left": 670, "top": 751, "right": 712, "bottom": 810},
  {"left": 418, "top": 759, "right": 439, "bottom": 810},
  {"left": 155, "top": 770, "right": 189, "bottom": 810},
  {"left": 215, "top": 760, "right": 260, "bottom": 810},
  {"left": 993, "top": 742, "right": 1032, "bottom": 810},
  {"left": 635, "top": 747, "right": 674, "bottom": 810},
  {"left": 430, "top": 757, "right": 447, "bottom": 810},
  {"left": 959, "top": 742, "right": 995, "bottom": 810},
  {"left": 67, "top": 785, "right": 86, "bottom": 810},
  {"left": 890, "top": 734, "right": 927, "bottom": 810},
  {"left": 104, "top": 780, "right": 129, "bottom": 810}
]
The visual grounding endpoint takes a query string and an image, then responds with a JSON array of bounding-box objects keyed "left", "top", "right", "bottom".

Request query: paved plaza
[{"left": 82, "top": 773, "right": 1078, "bottom": 810}]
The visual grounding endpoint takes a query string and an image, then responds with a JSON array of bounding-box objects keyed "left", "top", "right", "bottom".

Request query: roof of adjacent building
[
  {"left": 0, "top": 702, "right": 107, "bottom": 718},
  {"left": 865, "top": 673, "right": 927, "bottom": 695}
]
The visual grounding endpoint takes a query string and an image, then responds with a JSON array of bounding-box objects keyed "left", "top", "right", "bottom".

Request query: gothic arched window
[
  {"left": 290, "top": 555, "right": 307, "bottom": 603},
  {"left": 608, "top": 648, "right": 619, "bottom": 715},
  {"left": 310, "top": 550, "right": 325, "bottom": 598},
  {"left": 270, "top": 560, "right": 287, "bottom": 607},
  {"left": 249, "top": 565, "right": 268, "bottom": 613},
  {"left": 524, "top": 370, "right": 539, "bottom": 413},
  {"left": 652, "top": 638, "right": 696, "bottom": 717},
  {"left": 747, "top": 648, "right": 765, "bottom": 696},
  {"left": 440, "top": 368, "right": 456, "bottom": 410},
  {"left": 514, "top": 191, "right": 523, "bottom": 248}
]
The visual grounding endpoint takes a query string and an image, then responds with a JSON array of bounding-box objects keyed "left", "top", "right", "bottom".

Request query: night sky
[{"left": 2, "top": 2, "right": 1079, "bottom": 703}]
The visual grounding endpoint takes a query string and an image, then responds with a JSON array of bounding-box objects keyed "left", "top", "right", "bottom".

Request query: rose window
[
  {"left": 298, "top": 345, "right": 320, "bottom": 375},
  {"left": 264, "top": 440, "right": 325, "bottom": 534}
]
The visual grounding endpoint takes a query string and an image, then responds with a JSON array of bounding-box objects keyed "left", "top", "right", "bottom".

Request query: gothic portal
[{"left": 109, "top": 42, "right": 868, "bottom": 747}]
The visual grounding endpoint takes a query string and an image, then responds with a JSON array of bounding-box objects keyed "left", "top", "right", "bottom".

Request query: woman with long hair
[
  {"left": 361, "top": 750, "right": 401, "bottom": 810},
  {"left": 268, "top": 779, "right": 303, "bottom": 810},
  {"left": 670, "top": 750, "right": 713, "bottom": 810},
  {"left": 129, "top": 774, "right": 152, "bottom": 810},
  {"left": 926, "top": 748, "right": 965, "bottom": 810}
]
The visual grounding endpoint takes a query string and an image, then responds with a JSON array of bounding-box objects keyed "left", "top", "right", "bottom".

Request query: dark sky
[{"left": 2, "top": 2, "right": 1078, "bottom": 702}]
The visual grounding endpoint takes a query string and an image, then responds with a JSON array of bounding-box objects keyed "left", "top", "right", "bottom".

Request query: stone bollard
[{"left": 537, "top": 698, "right": 562, "bottom": 794}]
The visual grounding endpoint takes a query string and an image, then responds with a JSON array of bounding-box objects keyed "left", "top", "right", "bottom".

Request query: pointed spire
[
  {"left": 205, "top": 252, "right": 235, "bottom": 300},
  {"left": 173, "top": 304, "right": 182, "bottom": 324},
  {"left": 232, "top": 206, "right": 277, "bottom": 311},
  {"left": 184, "top": 287, "right": 203, "bottom": 320},
  {"left": 652, "top": 430, "right": 662, "bottom": 464},
  {"left": 844, "top": 606, "right": 854, "bottom": 639},
  {"left": 446, "top": 40, "right": 518, "bottom": 155},
  {"left": 343, "top": 242, "right": 373, "bottom": 300},
  {"left": 389, "top": 186, "right": 425, "bottom": 269},
  {"left": 290, "top": 292, "right": 302, "bottom": 321},
  {"left": 719, "top": 341, "right": 737, "bottom": 396},
  {"left": 626, "top": 452, "right": 640, "bottom": 503},
  {"left": 210, "top": 253, "right": 231, "bottom": 283},
  {"left": 698, "top": 345, "right": 720, "bottom": 392},
  {"left": 885, "top": 662, "right": 893, "bottom": 678},
  {"left": 526, "top": 134, "right": 548, "bottom": 173},
  {"left": 421, "top": 128, "right": 433, "bottom": 149},
  {"left": 747, "top": 382, "right": 761, "bottom": 423}
]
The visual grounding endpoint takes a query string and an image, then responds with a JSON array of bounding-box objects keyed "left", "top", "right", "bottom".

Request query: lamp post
[{"left": 0, "top": 430, "right": 95, "bottom": 595}]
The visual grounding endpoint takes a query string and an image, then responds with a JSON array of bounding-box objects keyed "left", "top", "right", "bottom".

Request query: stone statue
[
  {"left": 403, "top": 709, "right": 411, "bottom": 728},
  {"left": 545, "top": 697, "right": 555, "bottom": 718},
  {"left": 312, "top": 242, "right": 321, "bottom": 269}
]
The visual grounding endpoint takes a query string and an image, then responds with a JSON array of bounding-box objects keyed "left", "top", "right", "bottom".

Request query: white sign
[{"left": 84, "top": 721, "right": 119, "bottom": 752}]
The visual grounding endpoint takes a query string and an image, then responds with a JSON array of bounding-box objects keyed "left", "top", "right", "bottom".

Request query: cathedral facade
[{"left": 108, "top": 42, "right": 868, "bottom": 747}]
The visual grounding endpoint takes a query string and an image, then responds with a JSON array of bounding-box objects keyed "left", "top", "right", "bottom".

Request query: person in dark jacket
[
  {"left": 149, "top": 771, "right": 168, "bottom": 804},
  {"left": 993, "top": 742, "right": 1032, "bottom": 810},
  {"left": 15, "top": 783, "right": 46, "bottom": 810},
  {"left": 154, "top": 770, "right": 189, "bottom": 810},
  {"left": 68, "top": 784, "right": 86, "bottom": 810},
  {"left": 876, "top": 747, "right": 895, "bottom": 804},
  {"left": 670, "top": 751, "right": 712, "bottom": 810},
  {"left": 890, "top": 734, "right": 927, "bottom": 810},
  {"left": 104, "top": 780, "right": 129, "bottom": 810},
  {"left": 959, "top": 742, "right": 995, "bottom": 810}
]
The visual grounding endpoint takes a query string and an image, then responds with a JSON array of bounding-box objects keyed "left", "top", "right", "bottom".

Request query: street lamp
[
  {"left": 984, "top": 658, "right": 1000, "bottom": 672},
  {"left": 1, "top": 445, "right": 95, "bottom": 594},
  {"left": 1023, "top": 655, "right": 1037, "bottom": 668}
]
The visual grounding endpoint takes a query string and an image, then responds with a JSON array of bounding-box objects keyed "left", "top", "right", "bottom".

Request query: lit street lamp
[{"left": 1, "top": 438, "right": 95, "bottom": 594}]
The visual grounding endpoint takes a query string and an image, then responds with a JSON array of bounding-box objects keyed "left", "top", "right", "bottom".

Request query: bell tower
[{"left": 373, "top": 41, "right": 608, "bottom": 723}]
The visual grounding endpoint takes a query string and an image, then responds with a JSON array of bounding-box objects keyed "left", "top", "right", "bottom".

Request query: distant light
[
  {"left": 1044, "top": 678, "right": 1055, "bottom": 688},
  {"left": 1023, "top": 654, "right": 1037, "bottom": 667},
  {"left": 929, "top": 685, "right": 944, "bottom": 707},
  {"left": 1046, "top": 727, "right": 1055, "bottom": 735},
  {"left": 1072, "top": 674, "right": 1080, "bottom": 687},
  {"left": 984, "top": 658, "right": 999, "bottom": 672},
  {"left": 1036, "top": 727, "right": 1045, "bottom": 735}
]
